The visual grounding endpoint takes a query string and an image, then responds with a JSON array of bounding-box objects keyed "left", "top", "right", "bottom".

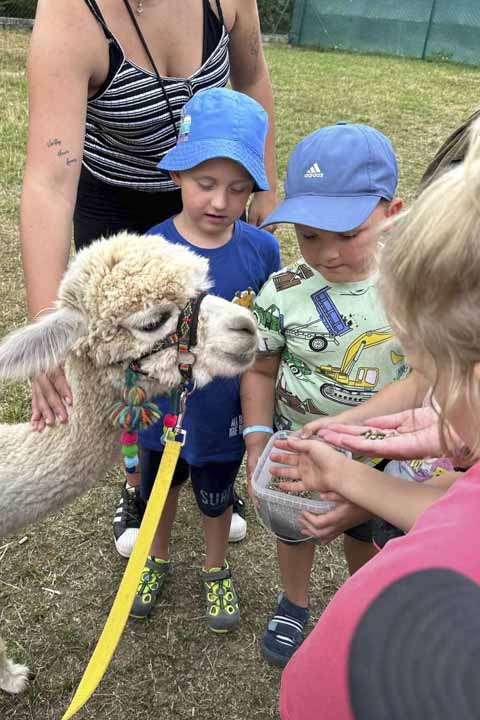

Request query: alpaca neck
[{"left": 0, "top": 357, "right": 127, "bottom": 537}]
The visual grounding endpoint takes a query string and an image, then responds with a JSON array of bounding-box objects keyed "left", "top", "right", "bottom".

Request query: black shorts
[
  {"left": 73, "top": 165, "right": 183, "bottom": 250},
  {"left": 139, "top": 446, "right": 242, "bottom": 518}
]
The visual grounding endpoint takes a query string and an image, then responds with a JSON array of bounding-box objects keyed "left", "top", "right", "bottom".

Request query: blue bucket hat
[
  {"left": 158, "top": 88, "right": 269, "bottom": 192},
  {"left": 261, "top": 122, "right": 398, "bottom": 232}
]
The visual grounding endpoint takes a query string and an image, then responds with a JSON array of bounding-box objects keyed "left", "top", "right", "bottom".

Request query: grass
[{"left": 0, "top": 27, "right": 479, "bottom": 719}]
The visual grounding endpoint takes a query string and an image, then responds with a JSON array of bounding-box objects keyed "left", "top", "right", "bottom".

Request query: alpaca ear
[{"left": 0, "top": 308, "right": 86, "bottom": 382}]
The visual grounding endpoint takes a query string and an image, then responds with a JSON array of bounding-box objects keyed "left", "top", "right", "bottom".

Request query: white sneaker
[
  {"left": 113, "top": 482, "right": 145, "bottom": 558},
  {"left": 229, "top": 494, "right": 247, "bottom": 542}
]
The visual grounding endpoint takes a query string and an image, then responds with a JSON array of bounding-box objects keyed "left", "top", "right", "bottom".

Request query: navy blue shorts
[{"left": 140, "top": 447, "right": 241, "bottom": 518}]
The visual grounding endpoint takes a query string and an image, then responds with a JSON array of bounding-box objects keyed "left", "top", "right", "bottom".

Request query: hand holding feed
[{"left": 315, "top": 406, "right": 459, "bottom": 460}]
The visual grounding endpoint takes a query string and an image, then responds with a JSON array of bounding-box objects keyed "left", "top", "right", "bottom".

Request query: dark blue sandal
[{"left": 262, "top": 593, "right": 309, "bottom": 667}]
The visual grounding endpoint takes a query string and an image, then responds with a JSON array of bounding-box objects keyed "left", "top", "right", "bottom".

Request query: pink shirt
[{"left": 280, "top": 460, "right": 480, "bottom": 720}]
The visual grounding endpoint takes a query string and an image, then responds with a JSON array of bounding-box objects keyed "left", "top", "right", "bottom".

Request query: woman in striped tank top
[
  {"left": 20, "top": 0, "right": 276, "bottom": 428},
  {"left": 20, "top": 0, "right": 277, "bottom": 554}
]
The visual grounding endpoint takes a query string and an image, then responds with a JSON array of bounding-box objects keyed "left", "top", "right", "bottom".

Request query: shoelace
[
  {"left": 138, "top": 567, "right": 161, "bottom": 596},
  {"left": 205, "top": 576, "right": 236, "bottom": 613},
  {"left": 124, "top": 488, "right": 143, "bottom": 525},
  {"left": 233, "top": 495, "right": 246, "bottom": 518}
]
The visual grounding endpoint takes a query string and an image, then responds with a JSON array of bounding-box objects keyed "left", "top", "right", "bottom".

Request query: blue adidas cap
[
  {"left": 261, "top": 122, "right": 398, "bottom": 232},
  {"left": 158, "top": 88, "right": 269, "bottom": 192}
]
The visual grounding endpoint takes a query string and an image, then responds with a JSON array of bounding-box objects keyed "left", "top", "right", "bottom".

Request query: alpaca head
[{"left": 0, "top": 233, "right": 258, "bottom": 392}]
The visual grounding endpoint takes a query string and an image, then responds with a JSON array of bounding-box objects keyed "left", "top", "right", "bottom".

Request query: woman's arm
[
  {"left": 20, "top": 0, "right": 101, "bottom": 428},
  {"left": 240, "top": 353, "right": 281, "bottom": 489},
  {"left": 228, "top": 0, "right": 277, "bottom": 225}
]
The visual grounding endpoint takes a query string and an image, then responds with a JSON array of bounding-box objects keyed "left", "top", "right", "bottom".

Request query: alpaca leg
[{"left": 0, "top": 638, "right": 29, "bottom": 694}]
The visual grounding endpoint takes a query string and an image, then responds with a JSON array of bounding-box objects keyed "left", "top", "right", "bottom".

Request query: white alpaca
[{"left": 0, "top": 232, "right": 258, "bottom": 693}]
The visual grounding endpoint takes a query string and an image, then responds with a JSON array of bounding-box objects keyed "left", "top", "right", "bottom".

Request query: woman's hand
[
  {"left": 31, "top": 366, "right": 73, "bottom": 432},
  {"left": 315, "top": 407, "right": 448, "bottom": 460}
]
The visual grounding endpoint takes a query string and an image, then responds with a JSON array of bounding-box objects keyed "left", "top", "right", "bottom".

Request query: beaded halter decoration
[{"left": 110, "top": 292, "right": 207, "bottom": 473}]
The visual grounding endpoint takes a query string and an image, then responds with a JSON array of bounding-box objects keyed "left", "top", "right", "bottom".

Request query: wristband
[{"left": 242, "top": 425, "right": 274, "bottom": 438}]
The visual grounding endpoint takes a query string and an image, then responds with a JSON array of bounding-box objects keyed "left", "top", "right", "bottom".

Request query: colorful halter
[{"left": 110, "top": 292, "right": 208, "bottom": 471}]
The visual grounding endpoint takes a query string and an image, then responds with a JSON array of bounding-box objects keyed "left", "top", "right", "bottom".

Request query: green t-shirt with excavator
[{"left": 254, "top": 258, "right": 407, "bottom": 431}]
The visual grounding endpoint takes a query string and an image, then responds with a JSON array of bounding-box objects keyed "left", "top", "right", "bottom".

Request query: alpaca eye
[{"left": 139, "top": 313, "right": 170, "bottom": 333}]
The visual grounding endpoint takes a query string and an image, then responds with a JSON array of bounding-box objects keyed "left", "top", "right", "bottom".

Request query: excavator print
[{"left": 315, "top": 328, "right": 394, "bottom": 406}]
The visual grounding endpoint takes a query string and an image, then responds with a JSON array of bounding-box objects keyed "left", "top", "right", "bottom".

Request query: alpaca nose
[{"left": 229, "top": 314, "right": 257, "bottom": 335}]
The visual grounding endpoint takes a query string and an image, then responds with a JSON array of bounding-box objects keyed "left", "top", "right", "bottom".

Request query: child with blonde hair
[{"left": 271, "top": 118, "right": 480, "bottom": 720}]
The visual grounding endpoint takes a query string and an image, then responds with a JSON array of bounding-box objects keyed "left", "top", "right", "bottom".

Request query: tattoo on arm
[
  {"left": 46, "top": 138, "right": 78, "bottom": 168},
  {"left": 248, "top": 31, "right": 260, "bottom": 69}
]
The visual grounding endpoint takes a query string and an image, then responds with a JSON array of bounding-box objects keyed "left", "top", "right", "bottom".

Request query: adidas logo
[{"left": 304, "top": 162, "right": 324, "bottom": 178}]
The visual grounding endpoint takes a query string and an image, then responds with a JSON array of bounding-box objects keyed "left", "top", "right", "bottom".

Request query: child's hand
[
  {"left": 301, "top": 412, "right": 351, "bottom": 438},
  {"left": 298, "top": 494, "right": 371, "bottom": 544},
  {"left": 269, "top": 437, "right": 349, "bottom": 495},
  {"left": 315, "top": 407, "right": 455, "bottom": 460}
]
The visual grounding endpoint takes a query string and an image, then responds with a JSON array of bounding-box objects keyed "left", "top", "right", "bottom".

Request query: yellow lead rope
[{"left": 61, "top": 439, "right": 181, "bottom": 720}]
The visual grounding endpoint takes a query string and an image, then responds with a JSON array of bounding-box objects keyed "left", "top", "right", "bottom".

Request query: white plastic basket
[{"left": 252, "top": 430, "right": 351, "bottom": 542}]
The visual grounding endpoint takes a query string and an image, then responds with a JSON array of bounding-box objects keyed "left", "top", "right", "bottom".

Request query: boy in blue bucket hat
[
  {"left": 241, "top": 122, "right": 406, "bottom": 666},
  {"left": 131, "top": 88, "right": 280, "bottom": 632}
]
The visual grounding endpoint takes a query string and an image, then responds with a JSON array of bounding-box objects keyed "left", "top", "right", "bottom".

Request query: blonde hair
[{"left": 378, "top": 119, "right": 480, "bottom": 459}]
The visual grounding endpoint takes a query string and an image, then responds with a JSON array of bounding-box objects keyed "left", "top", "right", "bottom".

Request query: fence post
[
  {"left": 289, "top": 0, "right": 308, "bottom": 45},
  {"left": 422, "top": 0, "right": 438, "bottom": 60}
]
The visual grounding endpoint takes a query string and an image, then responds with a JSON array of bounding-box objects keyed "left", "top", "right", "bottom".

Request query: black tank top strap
[
  {"left": 203, "top": 0, "right": 225, "bottom": 62},
  {"left": 214, "top": 0, "right": 225, "bottom": 28},
  {"left": 83, "top": 0, "right": 114, "bottom": 40}
]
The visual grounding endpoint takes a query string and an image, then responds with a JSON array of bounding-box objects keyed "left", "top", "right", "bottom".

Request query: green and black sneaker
[
  {"left": 200, "top": 561, "right": 240, "bottom": 633},
  {"left": 130, "top": 556, "right": 170, "bottom": 618}
]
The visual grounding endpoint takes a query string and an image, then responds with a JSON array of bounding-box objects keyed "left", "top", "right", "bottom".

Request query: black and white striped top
[{"left": 83, "top": 0, "right": 230, "bottom": 192}]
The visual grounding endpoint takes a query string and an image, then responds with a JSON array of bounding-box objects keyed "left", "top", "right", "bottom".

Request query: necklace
[{"left": 136, "top": 0, "right": 143, "bottom": 13}]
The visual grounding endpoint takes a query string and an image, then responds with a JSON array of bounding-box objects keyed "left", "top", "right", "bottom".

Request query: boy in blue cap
[
  {"left": 131, "top": 88, "right": 280, "bottom": 632},
  {"left": 241, "top": 122, "right": 405, "bottom": 665}
]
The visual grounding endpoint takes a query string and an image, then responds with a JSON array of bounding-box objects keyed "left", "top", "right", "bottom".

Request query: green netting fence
[{"left": 290, "top": 0, "right": 480, "bottom": 65}]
